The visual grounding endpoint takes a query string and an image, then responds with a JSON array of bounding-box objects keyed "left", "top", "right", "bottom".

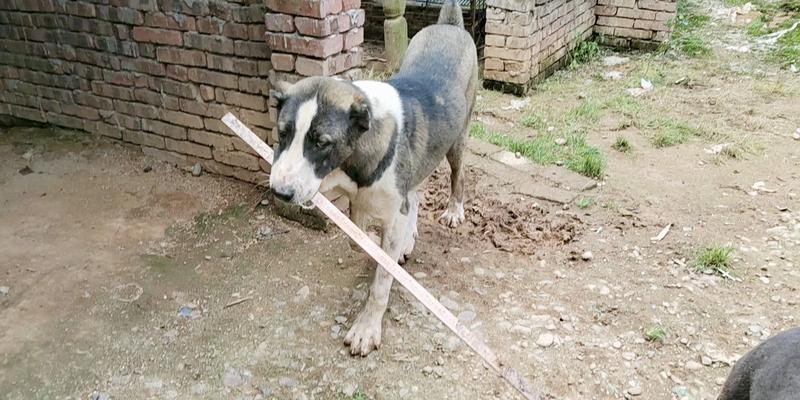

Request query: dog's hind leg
[
  {"left": 344, "top": 212, "right": 409, "bottom": 356},
  {"left": 440, "top": 137, "right": 466, "bottom": 228}
]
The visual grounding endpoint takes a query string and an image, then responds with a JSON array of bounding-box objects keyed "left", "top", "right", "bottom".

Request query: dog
[
  {"left": 268, "top": 0, "right": 478, "bottom": 356},
  {"left": 718, "top": 327, "right": 800, "bottom": 400}
]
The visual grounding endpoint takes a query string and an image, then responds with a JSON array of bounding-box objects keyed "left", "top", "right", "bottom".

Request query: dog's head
[{"left": 269, "top": 78, "right": 371, "bottom": 205}]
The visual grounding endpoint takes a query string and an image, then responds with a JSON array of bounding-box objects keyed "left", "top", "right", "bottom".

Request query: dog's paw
[
  {"left": 343, "top": 312, "right": 383, "bottom": 356},
  {"left": 440, "top": 203, "right": 465, "bottom": 228}
]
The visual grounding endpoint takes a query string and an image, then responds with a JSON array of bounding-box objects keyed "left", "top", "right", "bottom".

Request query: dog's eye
[{"left": 315, "top": 135, "right": 332, "bottom": 148}]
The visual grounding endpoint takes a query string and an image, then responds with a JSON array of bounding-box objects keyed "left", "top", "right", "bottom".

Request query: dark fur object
[{"left": 718, "top": 327, "right": 800, "bottom": 400}]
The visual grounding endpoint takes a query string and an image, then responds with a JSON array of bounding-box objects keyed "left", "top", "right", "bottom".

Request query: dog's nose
[{"left": 271, "top": 186, "right": 294, "bottom": 202}]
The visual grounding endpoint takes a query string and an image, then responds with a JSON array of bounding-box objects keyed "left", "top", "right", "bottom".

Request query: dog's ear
[
  {"left": 349, "top": 95, "right": 370, "bottom": 132},
  {"left": 270, "top": 81, "right": 294, "bottom": 110}
]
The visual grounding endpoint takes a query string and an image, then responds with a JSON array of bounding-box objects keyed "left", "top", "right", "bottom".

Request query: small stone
[
  {"left": 260, "top": 199, "right": 269, "bottom": 206},
  {"left": 581, "top": 251, "right": 593, "bottom": 261},
  {"left": 191, "top": 163, "right": 202, "bottom": 177},
  {"left": 204, "top": 255, "right": 211, "bottom": 260},
  {"left": 191, "top": 383, "right": 208, "bottom": 395},
  {"left": 627, "top": 385, "right": 643, "bottom": 396},
  {"left": 341, "top": 382, "right": 358, "bottom": 397},
  {"left": 604, "top": 71, "right": 624, "bottom": 80},
  {"left": 257, "top": 225, "right": 273, "bottom": 240},
  {"left": 536, "top": 333, "right": 555, "bottom": 348},
  {"left": 337, "top": 258, "right": 344, "bottom": 265},
  {"left": 422, "top": 366, "right": 433, "bottom": 375},
  {"left": 622, "top": 352, "right": 636, "bottom": 361},
  {"left": 223, "top": 369, "right": 243, "bottom": 388},
  {"left": 439, "top": 296, "right": 460, "bottom": 311},
  {"left": 0, "top": 286, "right": 8, "bottom": 295},
  {"left": 294, "top": 286, "right": 310, "bottom": 302},
  {"left": 413, "top": 272, "right": 427, "bottom": 279},
  {"left": 715, "top": 377, "right": 726, "bottom": 386},
  {"left": 685, "top": 360, "right": 703, "bottom": 371},
  {"left": 458, "top": 310, "right": 476, "bottom": 322},
  {"left": 793, "top": 128, "right": 800, "bottom": 140},
  {"left": 759, "top": 276, "right": 770, "bottom": 284},
  {"left": 577, "top": 92, "right": 587, "bottom": 99},
  {"left": 672, "top": 386, "right": 689, "bottom": 398},
  {"left": 701, "top": 356, "right": 713, "bottom": 366},
  {"left": 555, "top": 137, "right": 567, "bottom": 146},
  {"left": 603, "top": 55, "right": 629, "bottom": 66},
  {"left": 612, "top": 340, "right": 622, "bottom": 349},
  {"left": 90, "top": 392, "right": 111, "bottom": 400},
  {"left": 143, "top": 165, "right": 152, "bottom": 173},
  {"left": 474, "top": 267, "right": 486, "bottom": 276},
  {"left": 144, "top": 379, "right": 163, "bottom": 395},
  {"left": 335, "top": 316, "right": 348, "bottom": 324},
  {"left": 279, "top": 377, "right": 298, "bottom": 388}
]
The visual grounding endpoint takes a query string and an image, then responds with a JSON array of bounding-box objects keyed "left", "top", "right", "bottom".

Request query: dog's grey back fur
[
  {"left": 386, "top": 0, "right": 479, "bottom": 196},
  {"left": 718, "top": 327, "right": 800, "bottom": 400}
]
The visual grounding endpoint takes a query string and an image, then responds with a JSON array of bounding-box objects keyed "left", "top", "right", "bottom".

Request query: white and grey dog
[{"left": 268, "top": 0, "right": 478, "bottom": 356}]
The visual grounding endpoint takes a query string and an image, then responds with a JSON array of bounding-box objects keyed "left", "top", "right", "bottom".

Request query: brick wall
[
  {"left": 264, "top": 0, "right": 365, "bottom": 143},
  {"left": 594, "top": 0, "right": 675, "bottom": 48},
  {"left": 484, "top": 0, "right": 597, "bottom": 93},
  {"left": 0, "top": 0, "right": 275, "bottom": 184}
]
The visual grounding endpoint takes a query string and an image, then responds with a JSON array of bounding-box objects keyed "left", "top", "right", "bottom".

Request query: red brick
[
  {"left": 633, "top": 19, "right": 669, "bottom": 31},
  {"left": 178, "top": 98, "right": 227, "bottom": 118},
  {"left": 238, "top": 77, "right": 271, "bottom": 95},
  {"left": 165, "top": 64, "right": 189, "bottom": 81},
  {"left": 638, "top": 0, "right": 677, "bottom": 12},
  {"left": 132, "top": 26, "right": 183, "bottom": 46},
  {"left": 165, "top": 138, "right": 212, "bottom": 158},
  {"left": 62, "top": 103, "right": 101, "bottom": 120},
  {"left": 110, "top": 0, "right": 156, "bottom": 12},
  {"left": 265, "top": 32, "right": 343, "bottom": 58},
  {"left": 86, "top": 121, "right": 123, "bottom": 139},
  {"left": 215, "top": 88, "right": 266, "bottom": 111},
  {"left": 196, "top": 17, "right": 223, "bottom": 34},
  {"left": 265, "top": 13, "right": 294, "bottom": 33},
  {"left": 187, "top": 68, "right": 239, "bottom": 89},
  {"left": 156, "top": 47, "right": 206, "bottom": 66},
  {"left": 294, "top": 15, "right": 339, "bottom": 37},
  {"left": 73, "top": 90, "right": 114, "bottom": 110},
  {"left": 65, "top": 1, "right": 96, "bottom": 17},
  {"left": 596, "top": 16, "right": 634, "bottom": 28},
  {"left": 234, "top": 40, "right": 270, "bottom": 59},
  {"left": 342, "top": 0, "right": 361, "bottom": 11},
  {"left": 595, "top": 5, "right": 617, "bottom": 16},
  {"left": 295, "top": 49, "right": 359, "bottom": 76},
  {"left": 114, "top": 99, "right": 158, "bottom": 119},
  {"left": 91, "top": 81, "right": 134, "bottom": 100},
  {"left": 199, "top": 85, "right": 215, "bottom": 101},
  {"left": 343, "top": 28, "right": 363, "bottom": 50},
  {"left": 161, "top": 109, "right": 204, "bottom": 129},
  {"left": 212, "top": 148, "right": 260, "bottom": 170},
  {"left": 142, "top": 118, "right": 187, "bottom": 139},
  {"left": 618, "top": 8, "right": 656, "bottom": 20},
  {"left": 265, "top": 0, "right": 342, "bottom": 18},
  {"left": 222, "top": 22, "right": 249, "bottom": 39},
  {"left": 248, "top": 24, "right": 267, "bottom": 41},
  {"left": 188, "top": 129, "right": 233, "bottom": 150},
  {"left": 120, "top": 57, "right": 165, "bottom": 76},
  {"left": 207, "top": 54, "right": 259, "bottom": 76},
  {"left": 271, "top": 53, "right": 296, "bottom": 72},
  {"left": 614, "top": 27, "right": 654, "bottom": 39},
  {"left": 238, "top": 108, "right": 273, "bottom": 129},
  {"left": 184, "top": 32, "right": 234, "bottom": 55},
  {"left": 124, "top": 130, "right": 165, "bottom": 149},
  {"left": 144, "top": 12, "right": 196, "bottom": 31}
]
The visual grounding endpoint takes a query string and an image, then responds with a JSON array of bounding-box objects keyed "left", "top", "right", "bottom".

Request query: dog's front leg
[{"left": 344, "top": 212, "right": 408, "bottom": 356}]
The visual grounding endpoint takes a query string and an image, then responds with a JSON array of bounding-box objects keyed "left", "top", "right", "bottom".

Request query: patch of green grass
[
  {"left": 648, "top": 119, "right": 703, "bottom": 148},
  {"left": 193, "top": 204, "right": 249, "bottom": 234},
  {"left": 665, "top": 0, "right": 712, "bottom": 57},
  {"left": 779, "top": 0, "right": 800, "bottom": 12},
  {"left": 612, "top": 136, "right": 633, "bottom": 153},
  {"left": 469, "top": 122, "right": 605, "bottom": 178},
  {"left": 347, "top": 390, "right": 368, "bottom": 400},
  {"left": 746, "top": 17, "right": 770, "bottom": 37},
  {"left": 692, "top": 246, "right": 734, "bottom": 275},
  {"left": 565, "top": 100, "right": 603, "bottom": 123},
  {"left": 606, "top": 96, "right": 642, "bottom": 118},
  {"left": 723, "top": 0, "right": 750, "bottom": 6},
  {"left": 768, "top": 24, "right": 800, "bottom": 66},
  {"left": 645, "top": 326, "right": 668, "bottom": 343},
  {"left": 519, "top": 114, "right": 548, "bottom": 130},
  {"left": 576, "top": 197, "right": 594, "bottom": 209},
  {"left": 569, "top": 40, "right": 601, "bottom": 69}
]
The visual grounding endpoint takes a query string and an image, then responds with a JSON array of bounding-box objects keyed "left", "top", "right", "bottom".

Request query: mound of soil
[{"left": 420, "top": 167, "right": 582, "bottom": 254}]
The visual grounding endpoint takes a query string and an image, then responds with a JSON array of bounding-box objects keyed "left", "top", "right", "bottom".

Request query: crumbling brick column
[
  {"left": 483, "top": 0, "right": 538, "bottom": 94},
  {"left": 594, "top": 0, "right": 676, "bottom": 49},
  {"left": 265, "top": 0, "right": 365, "bottom": 144}
]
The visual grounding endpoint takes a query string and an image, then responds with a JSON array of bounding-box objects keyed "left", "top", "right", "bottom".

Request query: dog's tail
[{"left": 437, "top": 0, "right": 464, "bottom": 28}]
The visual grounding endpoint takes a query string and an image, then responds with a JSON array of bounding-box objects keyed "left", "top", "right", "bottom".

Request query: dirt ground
[{"left": 2, "top": 1, "right": 799, "bottom": 399}]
